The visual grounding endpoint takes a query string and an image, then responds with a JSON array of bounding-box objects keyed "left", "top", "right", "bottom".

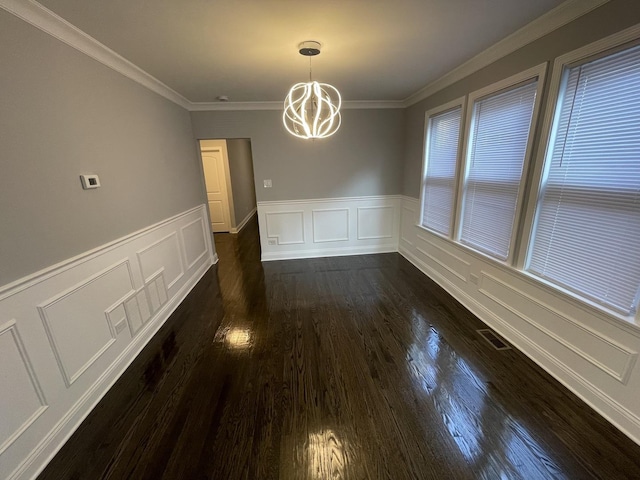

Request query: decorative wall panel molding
[
  {"left": 0, "top": 204, "right": 214, "bottom": 480},
  {"left": 145, "top": 271, "right": 169, "bottom": 317},
  {"left": 124, "top": 288, "right": 150, "bottom": 337},
  {"left": 105, "top": 303, "right": 127, "bottom": 337},
  {"left": 137, "top": 232, "right": 184, "bottom": 290},
  {"left": 478, "top": 272, "right": 638, "bottom": 384},
  {"left": 416, "top": 234, "right": 470, "bottom": 283},
  {"left": 37, "top": 260, "right": 135, "bottom": 387},
  {"left": 0, "top": 320, "right": 47, "bottom": 457},
  {"left": 265, "top": 211, "right": 305, "bottom": 245},
  {"left": 397, "top": 196, "right": 640, "bottom": 447},
  {"left": 400, "top": 203, "right": 417, "bottom": 246},
  {"left": 312, "top": 208, "right": 349, "bottom": 243},
  {"left": 181, "top": 218, "right": 208, "bottom": 270},
  {"left": 258, "top": 196, "right": 401, "bottom": 261},
  {"left": 357, "top": 206, "right": 395, "bottom": 240}
]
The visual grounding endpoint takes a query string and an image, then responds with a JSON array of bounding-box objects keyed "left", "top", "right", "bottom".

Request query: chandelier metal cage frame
[{"left": 283, "top": 41, "right": 342, "bottom": 140}]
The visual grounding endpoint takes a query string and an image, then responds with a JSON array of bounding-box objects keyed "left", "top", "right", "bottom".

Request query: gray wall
[
  {"left": 191, "top": 109, "right": 405, "bottom": 202},
  {"left": 0, "top": 11, "right": 206, "bottom": 285},
  {"left": 226, "top": 139, "right": 257, "bottom": 225},
  {"left": 402, "top": 0, "right": 640, "bottom": 198}
]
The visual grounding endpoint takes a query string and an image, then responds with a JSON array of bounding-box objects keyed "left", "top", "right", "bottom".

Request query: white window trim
[
  {"left": 518, "top": 24, "right": 640, "bottom": 325},
  {"left": 418, "top": 96, "right": 466, "bottom": 239},
  {"left": 454, "top": 63, "right": 548, "bottom": 265},
  {"left": 519, "top": 23, "right": 640, "bottom": 275}
]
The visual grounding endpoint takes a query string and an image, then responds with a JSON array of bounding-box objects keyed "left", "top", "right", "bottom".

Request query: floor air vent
[{"left": 477, "top": 329, "right": 511, "bottom": 351}]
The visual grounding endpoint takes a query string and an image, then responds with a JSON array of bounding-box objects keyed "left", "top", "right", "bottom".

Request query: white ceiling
[{"left": 35, "top": 0, "right": 568, "bottom": 103}]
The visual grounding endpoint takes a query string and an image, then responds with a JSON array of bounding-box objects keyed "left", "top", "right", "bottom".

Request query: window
[
  {"left": 420, "top": 101, "right": 463, "bottom": 236},
  {"left": 458, "top": 76, "right": 541, "bottom": 261},
  {"left": 527, "top": 43, "right": 640, "bottom": 315}
]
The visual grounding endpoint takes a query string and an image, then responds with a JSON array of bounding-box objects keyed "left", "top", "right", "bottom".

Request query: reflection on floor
[{"left": 39, "top": 217, "right": 640, "bottom": 479}]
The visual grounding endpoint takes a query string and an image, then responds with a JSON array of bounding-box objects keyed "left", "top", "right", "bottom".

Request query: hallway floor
[{"left": 39, "top": 218, "right": 640, "bottom": 479}]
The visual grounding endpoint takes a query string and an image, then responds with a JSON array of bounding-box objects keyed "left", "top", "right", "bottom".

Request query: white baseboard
[
  {"left": 262, "top": 244, "right": 398, "bottom": 262},
  {"left": 229, "top": 208, "right": 256, "bottom": 234},
  {"left": 0, "top": 205, "right": 214, "bottom": 480}
]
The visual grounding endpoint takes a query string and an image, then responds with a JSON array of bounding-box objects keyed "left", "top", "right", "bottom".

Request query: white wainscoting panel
[
  {"left": 0, "top": 321, "right": 47, "bottom": 457},
  {"left": 357, "top": 206, "right": 395, "bottom": 240},
  {"left": 105, "top": 304, "right": 127, "bottom": 336},
  {"left": 37, "top": 260, "right": 135, "bottom": 387},
  {"left": 416, "top": 234, "right": 470, "bottom": 283},
  {"left": 312, "top": 208, "right": 349, "bottom": 243},
  {"left": 137, "top": 233, "right": 184, "bottom": 290},
  {"left": 258, "top": 196, "right": 401, "bottom": 261},
  {"left": 400, "top": 203, "right": 417, "bottom": 247},
  {"left": 265, "top": 211, "right": 305, "bottom": 245},
  {"left": 124, "top": 289, "right": 148, "bottom": 337},
  {"left": 181, "top": 218, "right": 208, "bottom": 270},
  {"left": 145, "top": 271, "right": 169, "bottom": 316},
  {"left": 398, "top": 196, "right": 640, "bottom": 446},
  {"left": 0, "top": 204, "right": 214, "bottom": 480},
  {"left": 479, "top": 272, "right": 638, "bottom": 384}
]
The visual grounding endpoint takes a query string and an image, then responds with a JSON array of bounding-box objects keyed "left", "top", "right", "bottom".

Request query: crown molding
[
  {"left": 0, "top": 0, "right": 191, "bottom": 109},
  {"left": 188, "top": 100, "right": 405, "bottom": 111},
  {"left": 2, "top": 0, "right": 609, "bottom": 112},
  {"left": 189, "top": 101, "right": 282, "bottom": 111},
  {"left": 341, "top": 100, "right": 405, "bottom": 110},
  {"left": 403, "top": 0, "right": 610, "bottom": 107}
]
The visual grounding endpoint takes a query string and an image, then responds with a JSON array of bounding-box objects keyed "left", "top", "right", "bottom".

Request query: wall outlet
[
  {"left": 263, "top": 179, "right": 272, "bottom": 188},
  {"left": 267, "top": 239, "right": 277, "bottom": 246}
]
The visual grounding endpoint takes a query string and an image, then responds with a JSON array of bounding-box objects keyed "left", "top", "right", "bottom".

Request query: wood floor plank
[{"left": 39, "top": 218, "right": 640, "bottom": 480}]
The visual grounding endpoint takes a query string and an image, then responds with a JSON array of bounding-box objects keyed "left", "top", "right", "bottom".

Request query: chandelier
[{"left": 283, "top": 41, "right": 342, "bottom": 139}]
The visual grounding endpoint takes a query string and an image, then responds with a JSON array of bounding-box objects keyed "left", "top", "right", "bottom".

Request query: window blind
[
  {"left": 421, "top": 107, "right": 462, "bottom": 235},
  {"left": 528, "top": 44, "right": 640, "bottom": 315},
  {"left": 459, "top": 80, "right": 538, "bottom": 260}
]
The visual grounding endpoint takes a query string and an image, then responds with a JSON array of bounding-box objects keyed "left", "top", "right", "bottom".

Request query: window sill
[{"left": 411, "top": 224, "right": 640, "bottom": 334}]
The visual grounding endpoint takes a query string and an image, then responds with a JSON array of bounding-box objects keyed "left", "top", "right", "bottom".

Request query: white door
[{"left": 201, "top": 149, "right": 231, "bottom": 232}]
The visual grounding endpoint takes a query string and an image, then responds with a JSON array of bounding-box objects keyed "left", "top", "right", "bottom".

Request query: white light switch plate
[{"left": 263, "top": 179, "right": 272, "bottom": 188}]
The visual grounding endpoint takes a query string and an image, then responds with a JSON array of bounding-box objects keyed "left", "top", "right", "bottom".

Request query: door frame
[{"left": 199, "top": 139, "right": 236, "bottom": 233}]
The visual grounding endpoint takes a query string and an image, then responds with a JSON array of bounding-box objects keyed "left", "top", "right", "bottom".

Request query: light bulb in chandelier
[{"left": 283, "top": 41, "right": 342, "bottom": 139}]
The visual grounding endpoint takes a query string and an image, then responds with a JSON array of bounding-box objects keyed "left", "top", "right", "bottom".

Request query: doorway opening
[{"left": 198, "top": 139, "right": 258, "bottom": 259}]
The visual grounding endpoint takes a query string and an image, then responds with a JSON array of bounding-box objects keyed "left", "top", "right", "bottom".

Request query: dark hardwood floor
[{"left": 39, "top": 217, "right": 640, "bottom": 479}]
